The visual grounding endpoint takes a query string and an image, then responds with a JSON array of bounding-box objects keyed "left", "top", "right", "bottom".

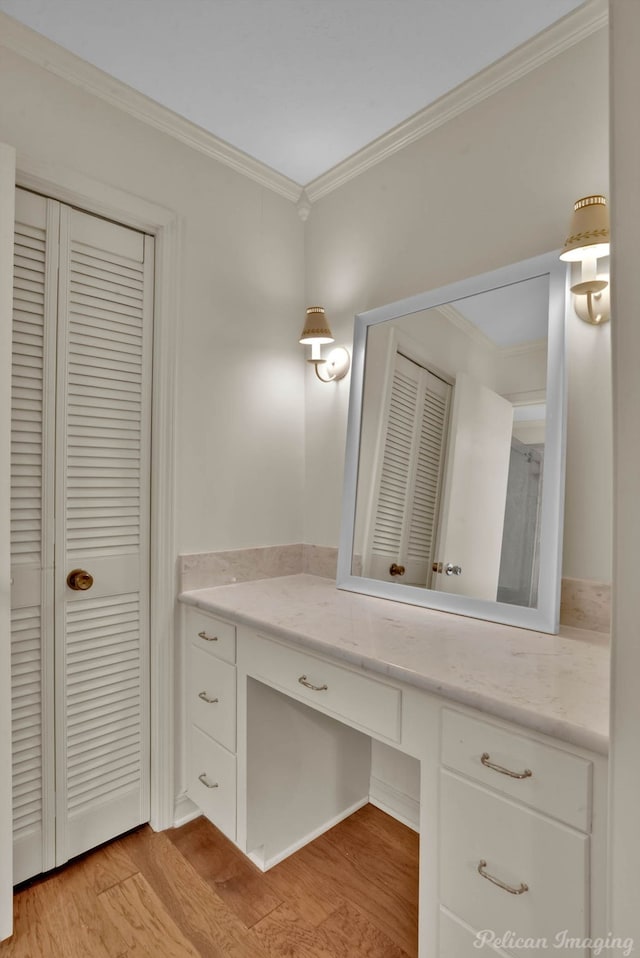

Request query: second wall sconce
[
  {"left": 299, "top": 306, "right": 351, "bottom": 382},
  {"left": 559, "top": 194, "right": 610, "bottom": 325}
]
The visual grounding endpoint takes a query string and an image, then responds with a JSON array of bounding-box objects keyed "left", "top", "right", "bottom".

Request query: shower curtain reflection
[{"left": 497, "top": 440, "right": 544, "bottom": 607}]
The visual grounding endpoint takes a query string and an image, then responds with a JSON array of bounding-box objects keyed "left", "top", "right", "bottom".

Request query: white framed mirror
[{"left": 337, "top": 252, "right": 569, "bottom": 633}]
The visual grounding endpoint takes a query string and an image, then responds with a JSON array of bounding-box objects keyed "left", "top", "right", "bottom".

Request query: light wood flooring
[{"left": 1, "top": 804, "right": 419, "bottom": 958}]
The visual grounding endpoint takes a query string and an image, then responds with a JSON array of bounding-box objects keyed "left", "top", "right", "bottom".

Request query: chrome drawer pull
[
  {"left": 198, "top": 773, "right": 218, "bottom": 789},
  {"left": 478, "top": 860, "right": 528, "bottom": 895},
  {"left": 298, "top": 674, "right": 328, "bottom": 692},
  {"left": 481, "top": 752, "right": 532, "bottom": 779},
  {"left": 198, "top": 691, "right": 219, "bottom": 704},
  {"left": 198, "top": 630, "right": 218, "bottom": 642}
]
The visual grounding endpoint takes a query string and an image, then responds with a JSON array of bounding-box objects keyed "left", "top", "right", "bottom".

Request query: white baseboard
[
  {"left": 172, "top": 792, "right": 201, "bottom": 828},
  {"left": 171, "top": 781, "right": 418, "bottom": 852},
  {"left": 247, "top": 795, "right": 370, "bottom": 872},
  {"left": 369, "top": 775, "right": 420, "bottom": 833}
]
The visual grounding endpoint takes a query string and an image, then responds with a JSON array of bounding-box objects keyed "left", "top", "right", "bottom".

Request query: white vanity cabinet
[
  {"left": 184, "top": 607, "right": 238, "bottom": 841},
  {"left": 438, "top": 710, "right": 597, "bottom": 957},
  {"left": 179, "top": 585, "right": 608, "bottom": 958}
]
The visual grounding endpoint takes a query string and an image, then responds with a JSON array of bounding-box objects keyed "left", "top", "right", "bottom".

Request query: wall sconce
[
  {"left": 559, "top": 194, "right": 610, "bottom": 325},
  {"left": 299, "top": 306, "right": 351, "bottom": 382}
]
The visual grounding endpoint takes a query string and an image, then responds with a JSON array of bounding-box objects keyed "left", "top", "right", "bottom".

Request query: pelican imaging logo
[{"left": 473, "top": 930, "right": 635, "bottom": 955}]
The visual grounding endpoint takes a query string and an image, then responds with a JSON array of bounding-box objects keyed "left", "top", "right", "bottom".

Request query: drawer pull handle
[
  {"left": 198, "top": 630, "right": 218, "bottom": 642},
  {"left": 298, "top": 674, "right": 328, "bottom": 692},
  {"left": 477, "top": 860, "right": 529, "bottom": 895},
  {"left": 198, "top": 691, "right": 219, "bottom": 704},
  {"left": 481, "top": 752, "right": 532, "bottom": 780},
  {"left": 198, "top": 773, "right": 219, "bottom": 789}
]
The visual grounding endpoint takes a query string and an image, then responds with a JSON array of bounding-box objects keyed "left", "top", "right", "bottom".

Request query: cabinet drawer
[
  {"left": 440, "top": 771, "right": 589, "bottom": 953},
  {"left": 439, "top": 909, "right": 511, "bottom": 957},
  {"left": 185, "top": 606, "right": 236, "bottom": 664},
  {"left": 247, "top": 634, "right": 402, "bottom": 742},
  {"left": 441, "top": 708, "right": 592, "bottom": 831},
  {"left": 189, "top": 645, "right": 236, "bottom": 752},
  {"left": 187, "top": 725, "right": 236, "bottom": 841}
]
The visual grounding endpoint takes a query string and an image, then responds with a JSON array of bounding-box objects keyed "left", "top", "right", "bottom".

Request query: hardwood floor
[{"left": 1, "top": 804, "right": 419, "bottom": 958}]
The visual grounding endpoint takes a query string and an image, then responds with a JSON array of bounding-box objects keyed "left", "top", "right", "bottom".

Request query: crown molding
[
  {"left": 305, "top": 0, "right": 608, "bottom": 203},
  {"left": 500, "top": 337, "right": 548, "bottom": 359},
  {"left": 438, "top": 304, "right": 547, "bottom": 358},
  {"left": 0, "top": 1, "right": 607, "bottom": 208},
  {"left": 504, "top": 388, "right": 547, "bottom": 406},
  {"left": 436, "top": 303, "right": 498, "bottom": 352},
  {"left": 0, "top": 11, "right": 303, "bottom": 204},
  {"left": 296, "top": 190, "right": 312, "bottom": 222}
]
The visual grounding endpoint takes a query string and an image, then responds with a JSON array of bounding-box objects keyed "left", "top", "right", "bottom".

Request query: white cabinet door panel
[
  {"left": 189, "top": 646, "right": 237, "bottom": 752},
  {"left": 440, "top": 771, "right": 589, "bottom": 954},
  {"left": 439, "top": 908, "right": 512, "bottom": 957},
  {"left": 187, "top": 726, "right": 237, "bottom": 842}
]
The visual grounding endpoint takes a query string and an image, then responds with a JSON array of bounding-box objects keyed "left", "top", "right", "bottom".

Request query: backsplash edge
[{"left": 178, "top": 547, "right": 610, "bottom": 634}]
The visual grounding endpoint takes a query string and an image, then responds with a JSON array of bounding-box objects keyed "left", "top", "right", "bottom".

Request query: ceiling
[
  {"left": 454, "top": 275, "right": 550, "bottom": 348},
  {"left": 0, "top": 0, "right": 586, "bottom": 186}
]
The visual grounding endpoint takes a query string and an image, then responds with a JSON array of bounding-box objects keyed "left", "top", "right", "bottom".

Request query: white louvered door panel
[
  {"left": 10, "top": 189, "right": 57, "bottom": 883},
  {"left": 10, "top": 192, "right": 153, "bottom": 881},
  {"left": 54, "top": 207, "right": 153, "bottom": 864},
  {"left": 405, "top": 373, "right": 451, "bottom": 586},
  {"left": 365, "top": 353, "right": 451, "bottom": 586}
]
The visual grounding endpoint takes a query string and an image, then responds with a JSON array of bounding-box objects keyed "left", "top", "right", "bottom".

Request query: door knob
[
  {"left": 389, "top": 563, "right": 406, "bottom": 576},
  {"left": 445, "top": 563, "right": 462, "bottom": 576},
  {"left": 67, "top": 569, "right": 94, "bottom": 591}
]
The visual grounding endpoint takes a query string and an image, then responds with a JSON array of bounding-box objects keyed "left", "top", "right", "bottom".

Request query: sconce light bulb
[{"left": 559, "top": 242, "right": 610, "bottom": 263}]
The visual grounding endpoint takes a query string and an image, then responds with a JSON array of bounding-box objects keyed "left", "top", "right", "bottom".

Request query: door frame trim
[
  {"left": 0, "top": 142, "right": 17, "bottom": 941},
  {"left": 15, "top": 155, "right": 181, "bottom": 831}
]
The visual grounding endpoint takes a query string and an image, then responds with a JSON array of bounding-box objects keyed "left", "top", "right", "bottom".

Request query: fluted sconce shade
[
  {"left": 299, "top": 306, "right": 334, "bottom": 345},
  {"left": 559, "top": 195, "right": 610, "bottom": 262}
]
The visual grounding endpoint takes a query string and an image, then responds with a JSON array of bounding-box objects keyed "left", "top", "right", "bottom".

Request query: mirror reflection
[{"left": 351, "top": 275, "right": 550, "bottom": 608}]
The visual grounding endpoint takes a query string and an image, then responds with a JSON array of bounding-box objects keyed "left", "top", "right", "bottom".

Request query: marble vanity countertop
[{"left": 179, "top": 574, "right": 610, "bottom": 755}]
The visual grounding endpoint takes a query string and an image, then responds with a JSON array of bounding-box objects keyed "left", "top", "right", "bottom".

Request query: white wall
[
  {"left": 305, "top": 28, "right": 611, "bottom": 584},
  {"left": 609, "top": 0, "right": 640, "bottom": 943},
  {"left": 0, "top": 46, "right": 306, "bottom": 557}
]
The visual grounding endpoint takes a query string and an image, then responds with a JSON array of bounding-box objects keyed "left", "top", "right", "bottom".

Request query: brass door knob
[
  {"left": 67, "top": 569, "right": 94, "bottom": 591},
  {"left": 389, "top": 563, "right": 405, "bottom": 577}
]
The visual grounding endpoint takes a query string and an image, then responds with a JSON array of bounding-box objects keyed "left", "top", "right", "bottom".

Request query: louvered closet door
[
  {"left": 10, "top": 190, "right": 57, "bottom": 883},
  {"left": 54, "top": 206, "right": 153, "bottom": 865},
  {"left": 10, "top": 189, "right": 153, "bottom": 880},
  {"left": 364, "top": 353, "right": 451, "bottom": 587},
  {"left": 405, "top": 367, "right": 451, "bottom": 584}
]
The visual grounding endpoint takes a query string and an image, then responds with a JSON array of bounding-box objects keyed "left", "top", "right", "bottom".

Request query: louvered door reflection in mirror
[
  {"left": 10, "top": 188, "right": 152, "bottom": 883},
  {"left": 338, "top": 253, "right": 568, "bottom": 633},
  {"left": 363, "top": 351, "right": 451, "bottom": 587}
]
